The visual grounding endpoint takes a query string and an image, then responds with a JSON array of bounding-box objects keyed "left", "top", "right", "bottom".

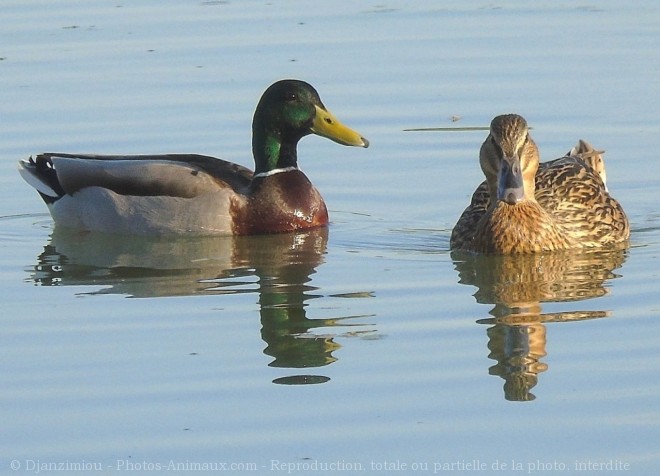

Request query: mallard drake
[
  {"left": 18, "top": 79, "right": 369, "bottom": 235},
  {"left": 450, "top": 114, "right": 629, "bottom": 253}
]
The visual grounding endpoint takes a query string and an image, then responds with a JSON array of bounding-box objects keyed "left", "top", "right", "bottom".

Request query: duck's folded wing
[{"left": 18, "top": 153, "right": 253, "bottom": 201}]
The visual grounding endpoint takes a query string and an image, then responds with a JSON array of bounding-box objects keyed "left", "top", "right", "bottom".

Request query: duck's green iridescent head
[{"left": 252, "top": 79, "right": 368, "bottom": 174}]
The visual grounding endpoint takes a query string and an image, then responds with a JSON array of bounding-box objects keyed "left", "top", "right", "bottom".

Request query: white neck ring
[{"left": 253, "top": 166, "right": 299, "bottom": 179}]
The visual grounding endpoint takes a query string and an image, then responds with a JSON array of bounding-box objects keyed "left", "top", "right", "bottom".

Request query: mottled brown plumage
[{"left": 451, "top": 114, "right": 629, "bottom": 253}]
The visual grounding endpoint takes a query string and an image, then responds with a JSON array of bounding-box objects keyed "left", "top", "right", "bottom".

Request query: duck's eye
[{"left": 283, "top": 91, "right": 297, "bottom": 102}]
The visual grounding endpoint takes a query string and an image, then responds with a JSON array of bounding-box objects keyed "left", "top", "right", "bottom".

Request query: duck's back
[{"left": 18, "top": 153, "right": 254, "bottom": 235}]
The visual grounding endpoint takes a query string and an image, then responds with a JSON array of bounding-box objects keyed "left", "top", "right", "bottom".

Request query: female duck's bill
[
  {"left": 450, "top": 114, "right": 629, "bottom": 254},
  {"left": 18, "top": 79, "right": 369, "bottom": 236}
]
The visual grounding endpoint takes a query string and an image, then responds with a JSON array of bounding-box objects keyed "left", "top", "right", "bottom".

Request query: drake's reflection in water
[
  {"left": 452, "top": 248, "right": 627, "bottom": 401},
  {"left": 28, "top": 227, "right": 374, "bottom": 385}
]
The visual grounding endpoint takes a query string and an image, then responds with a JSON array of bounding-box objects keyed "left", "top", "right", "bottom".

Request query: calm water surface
[{"left": 2, "top": 1, "right": 660, "bottom": 474}]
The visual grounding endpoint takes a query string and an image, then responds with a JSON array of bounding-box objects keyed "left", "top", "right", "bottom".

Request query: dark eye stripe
[{"left": 490, "top": 136, "right": 503, "bottom": 155}]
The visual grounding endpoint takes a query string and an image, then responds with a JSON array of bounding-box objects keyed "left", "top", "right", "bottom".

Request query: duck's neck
[
  {"left": 477, "top": 201, "right": 573, "bottom": 253},
  {"left": 522, "top": 176, "right": 537, "bottom": 202},
  {"left": 252, "top": 127, "right": 299, "bottom": 176}
]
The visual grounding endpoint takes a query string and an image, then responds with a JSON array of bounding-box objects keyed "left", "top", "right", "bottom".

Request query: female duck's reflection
[
  {"left": 452, "top": 249, "right": 627, "bottom": 401},
  {"left": 30, "top": 228, "right": 369, "bottom": 384}
]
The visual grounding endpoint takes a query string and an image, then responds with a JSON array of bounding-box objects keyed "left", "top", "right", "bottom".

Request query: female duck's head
[{"left": 480, "top": 114, "right": 540, "bottom": 205}]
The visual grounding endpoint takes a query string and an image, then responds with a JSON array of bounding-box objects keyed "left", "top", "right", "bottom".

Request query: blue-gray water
[{"left": 2, "top": 1, "right": 660, "bottom": 474}]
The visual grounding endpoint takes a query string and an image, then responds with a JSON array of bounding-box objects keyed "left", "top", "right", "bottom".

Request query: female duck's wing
[
  {"left": 18, "top": 153, "right": 253, "bottom": 202},
  {"left": 449, "top": 180, "right": 490, "bottom": 249},
  {"left": 535, "top": 155, "right": 628, "bottom": 245},
  {"left": 565, "top": 139, "right": 607, "bottom": 189}
]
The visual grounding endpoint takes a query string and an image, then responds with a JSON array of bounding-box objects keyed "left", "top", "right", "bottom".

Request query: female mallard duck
[
  {"left": 450, "top": 114, "right": 629, "bottom": 253},
  {"left": 18, "top": 79, "right": 369, "bottom": 235}
]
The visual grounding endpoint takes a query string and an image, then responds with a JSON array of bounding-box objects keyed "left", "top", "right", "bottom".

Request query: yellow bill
[{"left": 311, "top": 105, "right": 369, "bottom": 148}]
